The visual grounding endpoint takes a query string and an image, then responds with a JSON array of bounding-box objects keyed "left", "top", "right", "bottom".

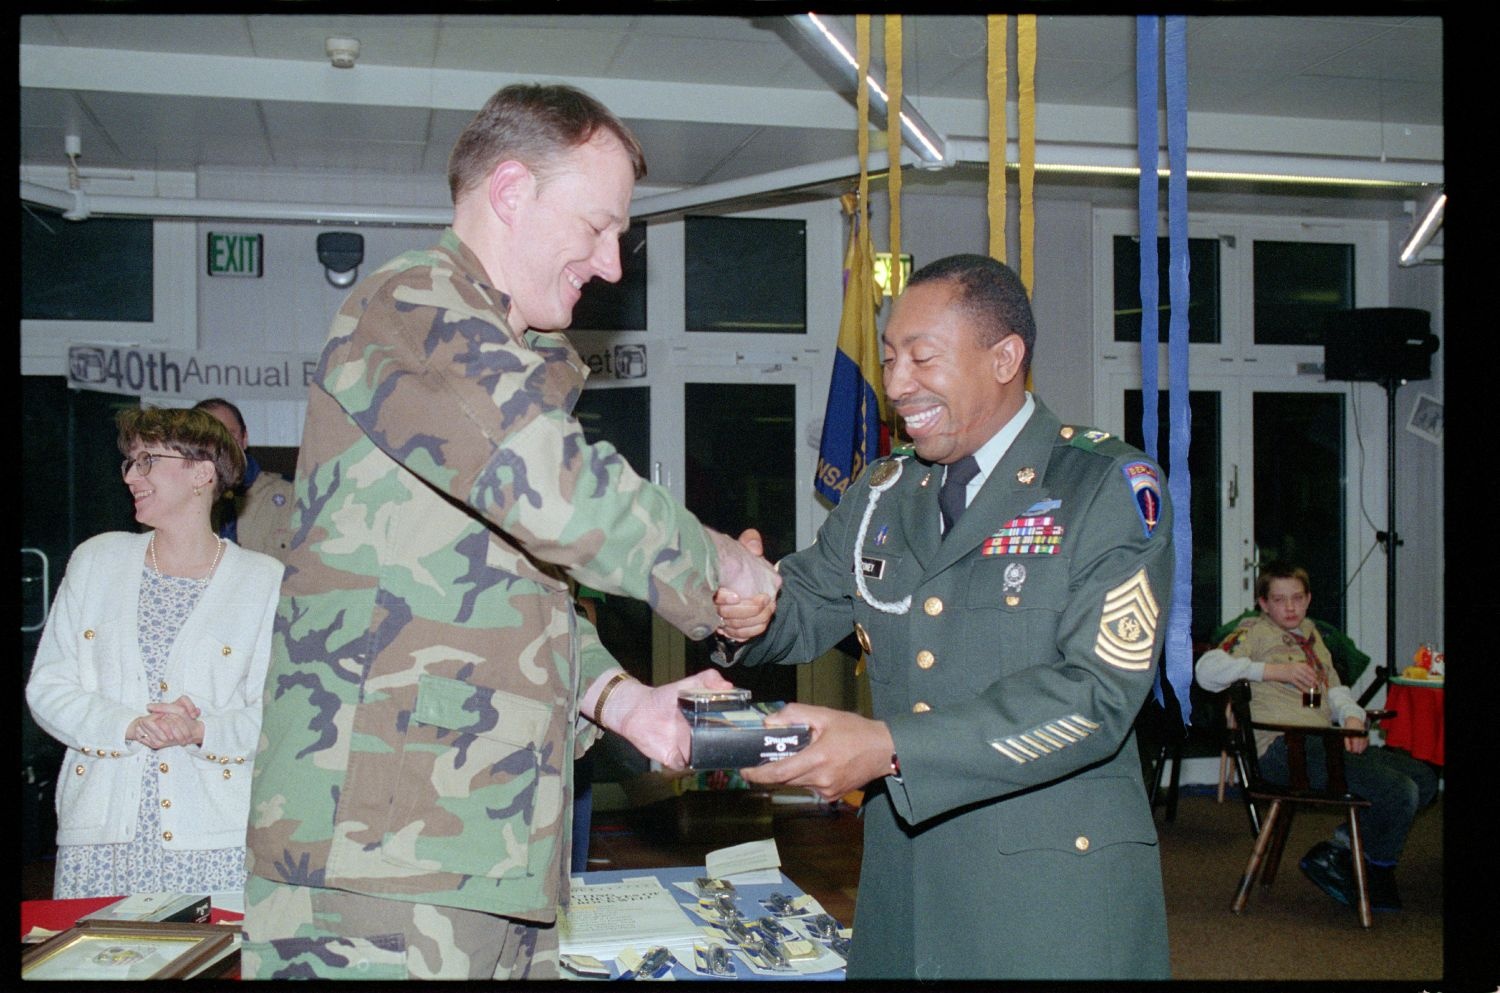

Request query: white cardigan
[{"left": 26, "top": 531, "right": 283, "bottom": 850}]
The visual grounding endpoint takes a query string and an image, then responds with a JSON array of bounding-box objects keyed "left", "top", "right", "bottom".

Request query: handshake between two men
[{"left": 588, "top": 525, "right": 891, "bottom": 804}]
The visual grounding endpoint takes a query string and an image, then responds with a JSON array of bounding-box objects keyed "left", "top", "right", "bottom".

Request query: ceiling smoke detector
[{"left": 325, "top": 37, "right": 360, "bottom": 69}]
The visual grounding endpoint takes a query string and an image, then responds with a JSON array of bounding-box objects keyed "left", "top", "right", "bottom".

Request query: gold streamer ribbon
[
  {"left": 886, "top": 15, "right": 904, "bottom": 297},
  {"left": 987, "top": 15, "right": 1008, "bottom": 264},
  {"left": 1018, "top": 14, "right": 1037, "bottom": 295},
  {"left": 857, "top": 14, "right": 870, "bottom": 228}
]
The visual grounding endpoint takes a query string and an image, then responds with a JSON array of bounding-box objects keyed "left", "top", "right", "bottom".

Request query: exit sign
[{"left": 207, "top": 232, "right": 264, "bottom": 277}]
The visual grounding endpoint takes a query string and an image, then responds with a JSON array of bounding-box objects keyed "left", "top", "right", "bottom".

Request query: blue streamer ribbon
[
  {"left": 1163, "top": 15, "right": 1194, "bottom": 724},
  {"left": 1136, "top": 16, "right": 1194, "bottom": 721}
]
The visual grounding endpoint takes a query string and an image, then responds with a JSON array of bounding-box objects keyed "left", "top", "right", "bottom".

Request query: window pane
[
  {"left": 573, "top": 386, "right": 654, "bottom": 686},
  {"left": 685, "top": 216, "right": 806, "bottom": 334},
  {"left": 1123, "top": 390, "right": 1221, "bottom": 643},
  {"left": 1252, "top": 392, "right": 1346, "bottom": 633},
  {"left": 1112, "top": 236, "right": 1220, "bottom": 343},
  {"left": 1253, "top": 241, "right": 1354, "bottom": 346},
  {"left": 682, "top": 382, "right": 798, "bottom": 703},
  {"left": 571, "top": 226, "right": 647, "bottom": 331},
  {"left": 22, "top": 206, "right": 153, "bottom": 321}
]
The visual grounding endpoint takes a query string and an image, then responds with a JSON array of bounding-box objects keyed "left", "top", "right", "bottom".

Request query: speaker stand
[{"left": 1358, "top": 376, "right": 1403, "bottom": 707}]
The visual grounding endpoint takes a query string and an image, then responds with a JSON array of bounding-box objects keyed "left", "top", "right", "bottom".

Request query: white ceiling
[{"left": 19, "top": 13, "right": 1444, "bottom": 215}]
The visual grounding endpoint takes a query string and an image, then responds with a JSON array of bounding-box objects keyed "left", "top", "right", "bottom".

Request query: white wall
[
  {"left": 865, "top": 190, "right": 1125, "bottom": 428},
  {"left": 1386, "top": 231, "right": 1445, "bottom": 655}
]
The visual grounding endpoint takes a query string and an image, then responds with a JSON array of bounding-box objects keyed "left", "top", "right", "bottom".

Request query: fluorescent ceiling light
[
  {"left": 789, "top": 14, "right": 948, "bottom": 167},
  {"left": 1024, "top": 163, "right": 1426, "bottom": 189},
  {"left": 1399, "top": 188, "right": 1445, "bottom": 266}
]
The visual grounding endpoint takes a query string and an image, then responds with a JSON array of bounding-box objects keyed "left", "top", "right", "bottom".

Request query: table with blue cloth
[{"left": 564, "top": 865, "right": 845, "bottom": 981}]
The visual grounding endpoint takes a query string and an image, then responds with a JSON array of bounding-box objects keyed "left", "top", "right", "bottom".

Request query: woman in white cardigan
[{"left": 27, "top": 407, "right": 284, "bottom": 898}]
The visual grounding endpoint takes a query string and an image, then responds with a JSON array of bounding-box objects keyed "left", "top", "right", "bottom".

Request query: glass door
[
  {"left": 653, "top": 361, "right": 819, "bottom": 705},
  {"left": 1105, "top": 377, "right": 1355, "bottom": 644}
]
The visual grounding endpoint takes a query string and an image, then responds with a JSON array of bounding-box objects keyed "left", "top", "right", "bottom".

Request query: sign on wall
[
  {"left": 67, "top": 340, "right": 648, "bottom": 402},
  {"left": 207, "top": 232, "right": 264, "bottom": 278},
  {"left": 67, "top": 342, "right": 317, "bottom": 400}
]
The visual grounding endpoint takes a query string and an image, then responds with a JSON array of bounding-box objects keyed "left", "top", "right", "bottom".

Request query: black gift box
[{"left": 680, "top": 690, "right": 809, "bottom": 770}]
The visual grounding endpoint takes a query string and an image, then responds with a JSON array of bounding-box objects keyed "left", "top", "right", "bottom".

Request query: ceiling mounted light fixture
[
  {"left": 787, "top": 13, "right": 949, "bottom": 169},
  {"left": 1398, "top": 186, "right": 1445, "bottom": 267},
  {"left": 326, "top": 37, "right": 360, "bottom": 69}
]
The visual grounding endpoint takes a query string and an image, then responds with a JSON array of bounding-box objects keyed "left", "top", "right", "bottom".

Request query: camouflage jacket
[{"left": 246, "top": 228, "right": 722, "bottom": 920}]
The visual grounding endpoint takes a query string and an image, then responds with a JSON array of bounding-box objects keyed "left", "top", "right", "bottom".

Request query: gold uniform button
[
  {"left": 1060, "top": 426, "right": 1075, "bottom": 439},
  {"left": 162, "top": 831, "right": 173, "bottom": 842},
  {"left": 1006, "top": 595, "right": 1021, "bottom": 606},
  {"left": 159, "top": 681, "right": 169, "bottom": 693},
  {"left": 1075, "top": 836, "right": 1090, "bottom": 852},
  {"left": 235, "top": 757, "right": 245, "bottom": 764},
  {"left": 219, "top": 757, "right": 230, "bottom": 765},
  {"left": 223, "top": 769, "right": 233, "bottom": 780},
  {"left": 206, "top": 753, "right": 217, "bottom": 761},
  {"left": 912, "top": 701, "right": 931, "bottom": 714},
  {"left": 159, "top": 763, "right": 169, "bottom": 773},
  {"left": 82, "top": 747, "right": 92, "bottom": 756},
  {"left": 161, "top": 799, "right": 171, "bottom": 809},
  {"left": 110, "top": 750, "right": 121, "bottom": 758},
  {"left": 923, "top": 597, "right": 944, "bottom": 616},
  {"left": 222, "top": 645, "right": 233, "bottom": 657},
  {"left": 83, "top": 629, "right": 95, "bottom": 640},
  {"left": 916, "top": 650, "right": 936, "bottom": 670},
  {"left": 75, "top": 765, "right": 86, "bottom": 776}
]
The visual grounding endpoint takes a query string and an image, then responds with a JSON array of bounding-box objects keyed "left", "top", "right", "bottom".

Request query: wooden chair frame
[
  {"left": 1226, "top": 680, "right": 1392, "bottom": 928},
  {"left": 1146, "top": 677, "right": 1260, "bottom": 836}
]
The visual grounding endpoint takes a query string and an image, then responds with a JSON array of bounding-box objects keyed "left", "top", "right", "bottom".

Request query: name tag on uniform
[{"left": 856, "top": 557, "right": 887, "bottom": 580}]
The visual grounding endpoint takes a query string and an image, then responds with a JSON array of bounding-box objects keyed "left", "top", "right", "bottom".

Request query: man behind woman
[{"left": 26, "top": 406, "right": 283, "bottom": 898}]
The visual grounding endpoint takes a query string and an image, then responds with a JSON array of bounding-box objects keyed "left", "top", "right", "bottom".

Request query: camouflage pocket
[{"left": 380, "top": 674, "right": 554, "bottom": 880}]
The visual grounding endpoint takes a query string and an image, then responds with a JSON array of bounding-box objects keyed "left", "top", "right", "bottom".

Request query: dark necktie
[{"left": 939, "top": 456, "right": 981, "bottom": 537}]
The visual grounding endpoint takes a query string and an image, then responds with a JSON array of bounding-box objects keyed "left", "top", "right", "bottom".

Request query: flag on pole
[{"left": 815, "top": 193, "right": 887, "bottom": 504}]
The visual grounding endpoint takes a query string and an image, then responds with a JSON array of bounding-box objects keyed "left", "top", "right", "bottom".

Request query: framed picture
[
  {"left": 21, "top": 919, "right": 239, "bottom": 981},
  {"left": 1405, "top": 392, "right": 1443, "bottom": 444}
]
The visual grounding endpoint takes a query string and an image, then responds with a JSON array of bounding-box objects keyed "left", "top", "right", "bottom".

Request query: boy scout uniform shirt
[
  {"left": 232, "top": 470, "right": 296, "bottom": 562},
  {"left": 719, "top": 400, "right": 1173, "bottom": 980},
  {"left": 246, "top": 228, "right": 723, "bottom": 921},
  {"left": 1222, "top": 614, "right": 1345, "bottom": 756}
]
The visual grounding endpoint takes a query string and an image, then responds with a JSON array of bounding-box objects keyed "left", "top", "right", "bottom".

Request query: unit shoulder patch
[{"left": 1121, "top": 461, "right": 1163, "bottom": 538}]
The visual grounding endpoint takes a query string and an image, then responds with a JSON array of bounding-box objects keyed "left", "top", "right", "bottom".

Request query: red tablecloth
[
  {"left": 21, "top": 896, "right": 243, "bottom": 940},
  {"left": 1381, "top": 681, "right": 1444, "bottom": 765}
]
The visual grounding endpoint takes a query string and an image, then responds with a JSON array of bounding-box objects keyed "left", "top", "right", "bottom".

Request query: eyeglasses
[{"left": 121, "top": 452, "right": 197, "bottom": 477}]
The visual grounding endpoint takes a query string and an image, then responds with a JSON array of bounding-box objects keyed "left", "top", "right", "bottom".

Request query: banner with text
[
  {"left": 67, "top": 342, "right": 320, "bottom": 401},
  {"left": 66, "top": 340, "right": 649, "bottom": 401}
]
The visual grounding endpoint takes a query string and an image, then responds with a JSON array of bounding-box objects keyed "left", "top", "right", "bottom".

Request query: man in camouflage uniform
[
  {"left": 715, "top": 255, "right": 1174, "bottom": 979},
  {"left": 241, "top": 83, "right": 778, "bottom": 980}
]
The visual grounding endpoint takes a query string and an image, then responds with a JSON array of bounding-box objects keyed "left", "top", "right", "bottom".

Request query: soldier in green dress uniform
[{"left": 716, "top": 253, "right": 1174, "bottom": 980}]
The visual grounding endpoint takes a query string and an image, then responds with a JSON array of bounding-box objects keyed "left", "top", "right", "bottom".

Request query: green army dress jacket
[
  {"left": 246, "top": 230, "right": 722, "bottom": 921},
  {"left": 723, "top": 400, "right": 1173, "bottom": 979}
]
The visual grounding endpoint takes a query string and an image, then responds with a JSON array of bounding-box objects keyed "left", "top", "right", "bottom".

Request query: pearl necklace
[{"left": 149, "top": 534, "right": 225, "bottom": 586}]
